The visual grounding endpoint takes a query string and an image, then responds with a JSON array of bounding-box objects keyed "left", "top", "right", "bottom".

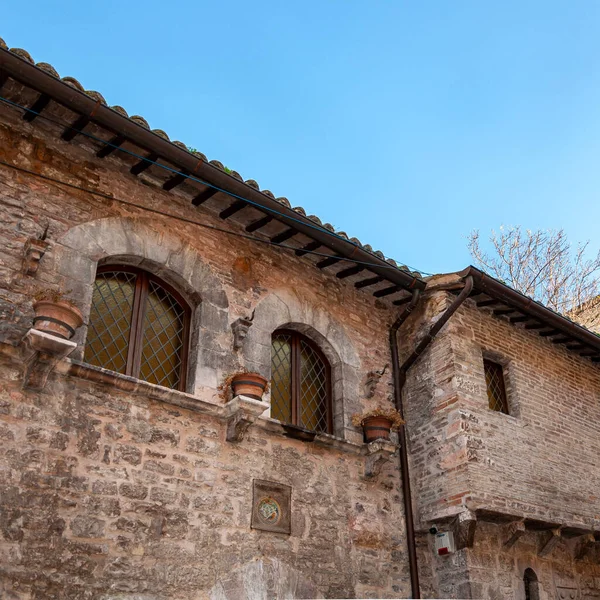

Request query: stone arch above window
[
  {"left": 240, "top": 293, "right": 362, "bottom": 441},
  {"left": 51, "top": 217, "right": 233, "bottom": 394}
]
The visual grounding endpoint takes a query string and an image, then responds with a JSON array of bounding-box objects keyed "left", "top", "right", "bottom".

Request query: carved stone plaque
[{"left": 251, "top": 479, "right": 291, "bottom": 534}]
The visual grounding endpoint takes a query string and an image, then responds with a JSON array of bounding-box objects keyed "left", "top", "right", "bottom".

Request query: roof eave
[{"left": 0, "top": 47, "right": 425, "bottom": 292}]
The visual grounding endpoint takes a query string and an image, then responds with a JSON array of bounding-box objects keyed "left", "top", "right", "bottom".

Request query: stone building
[{"left": 1, "top": 39, "right": 600, "bottom": 599}]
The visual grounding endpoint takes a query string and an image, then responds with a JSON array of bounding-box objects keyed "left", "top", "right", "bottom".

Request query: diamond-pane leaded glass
[
  {"left": 270, "top": 331, "right": 330, "bottom": 433},
  {"left": 84, "top": 268, "right": 189, "bottom": 391},
  {"left": 299, "top": 340, "right": 328, "bottom": 432},
  {"left": 484, "top": 359, "right": 509, "bottom": 414},
  {"left": 271, "top": 333, "right": 292, "bottom": 424},
  {"left": 139, "top": 280, "right": 186, "bottom": 389},
  {"left": 84, "top": 271, "right": 136, "bottom": 374}
]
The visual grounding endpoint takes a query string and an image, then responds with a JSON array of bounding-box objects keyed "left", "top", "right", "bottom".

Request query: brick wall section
[
  {"left": 451, "top": 299, "right": 600, "bottom": 526},
  {"left": 402, "top": 289, "right": 600, "bottom": 598},
  {"left": 404, "top": 291, "right": 600, "bottom": 528},
  {"left": 0, "top": 98, "right": 411, "bottom": 598}
]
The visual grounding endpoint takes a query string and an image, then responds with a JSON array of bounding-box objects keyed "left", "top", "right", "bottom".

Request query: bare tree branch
[{"left": 467, "top": 226, "right": 600, "bottom": 332}]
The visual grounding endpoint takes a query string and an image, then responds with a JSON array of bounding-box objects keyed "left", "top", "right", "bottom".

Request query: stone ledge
[
  {"left": 64, "top": 360, "right": 225, "bottom": 418},
  {"left": 4, "top": 343, "right": 395, "bottom": 457},
  {"left": 256, "top": 417, "right": 365, "bottom": 455}
]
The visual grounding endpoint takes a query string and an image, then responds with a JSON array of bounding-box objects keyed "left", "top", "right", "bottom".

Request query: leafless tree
[{"left": 468, "top": 226, "right": 600, "bottom": 331}]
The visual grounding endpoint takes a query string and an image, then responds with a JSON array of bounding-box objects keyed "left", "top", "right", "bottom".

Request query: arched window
[
  {"left": 84, "top": 266, "right": 190, "bottom": 391},
  {"left": 270, "top": 329, "right": 332, "bottom": 434},
  {"left": 524, "top": 568, "right": 539, "bottom": 600}
]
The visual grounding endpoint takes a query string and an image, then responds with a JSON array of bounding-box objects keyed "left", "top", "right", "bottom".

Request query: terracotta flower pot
[
  {"left": 362, "top": 415, "right": 393, "bottom": 442},
  {"left": 33, "top": 300, "right": 83, "bottom": 340},
  {"left": 231, "top": 372, "right": 268, "bottom": 400}
]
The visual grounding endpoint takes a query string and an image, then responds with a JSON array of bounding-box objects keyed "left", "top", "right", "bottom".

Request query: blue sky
[{"left": 3, "top": 1, "right": 600, "bottom": 275}]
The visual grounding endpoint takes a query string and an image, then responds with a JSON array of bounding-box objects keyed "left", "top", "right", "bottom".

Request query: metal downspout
[
  {"left": 390, "top": 290, "right": 421, "bottom": 599},
  {"left": 390, "top": 276, "right": 473, "bottom": 599}
]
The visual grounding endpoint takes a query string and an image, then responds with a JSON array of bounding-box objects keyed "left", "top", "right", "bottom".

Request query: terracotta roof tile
[
  {"left": 61, "top": 76, "right": 84, "bottom": 91},
  {"left": 130, "top": 115, "right": 150, "bottom": 129},
  {"left": 36, "top": 62, "right": 59, "bottom": 78}
]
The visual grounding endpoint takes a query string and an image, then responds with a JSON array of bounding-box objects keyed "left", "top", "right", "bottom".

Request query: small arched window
[
  {"left": 84, "top": 266, "right": 190, "bottom": 391},
  {"left": 270, "top": 329, "right": 332, "bottom": 434},
  {"left": 524, "top": 568, "right": 539, "bottom": 600}
]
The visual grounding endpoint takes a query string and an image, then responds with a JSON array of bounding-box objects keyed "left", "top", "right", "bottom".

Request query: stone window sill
[{"left": 64, "top": 359, "right": 225, "bottom": 418}]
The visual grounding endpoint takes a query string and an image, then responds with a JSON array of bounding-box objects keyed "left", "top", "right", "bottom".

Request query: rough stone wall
[
  {"left": 0, "top": 100, "right": 410, "bottom": 598},
  {"left": 0, "top": 355, "right": 407, "bottom": 599}
]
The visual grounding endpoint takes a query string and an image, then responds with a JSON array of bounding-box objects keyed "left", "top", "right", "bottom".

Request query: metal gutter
[
  {"left": 0, "top": 48, "right": 425, "bottom": 292},
  {"left": 459, "top": 266, "right": 600, "bottom": 351}
]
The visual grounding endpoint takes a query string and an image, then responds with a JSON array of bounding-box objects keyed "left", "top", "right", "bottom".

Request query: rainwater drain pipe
[{"left": 390, "top": 276, "right": 473, "bottom": 599}]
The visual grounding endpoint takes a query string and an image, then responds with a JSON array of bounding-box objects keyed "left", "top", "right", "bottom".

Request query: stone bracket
[
  {"left": 452, "top": 509, "right": 477, "bottom": 550},
  {"left": 22, "top": 328, "right": 77, "bottom": 391},
  {"left": 575, "top": 533, "right": 596, "bottom": 561},
  {"left": 363, "top": 364, "right": 388, "bottom": 399},
  {"left": 231, "top": 314, "right": 254, "bottom": 351},
  {"left": 503, "top": 520, "right": 526, "bottom": 549},
  {"left": 362, "top": 439, "right": 397, "bottom": 479},
  {"left": 539, "top": 527, "right": 562, "bottom": 557},
  {"left": 224, "top": 395, "right": 269, "bottom": 442},
  {"left": 22, "top": 237, "right": 50, "bottom": 276}
]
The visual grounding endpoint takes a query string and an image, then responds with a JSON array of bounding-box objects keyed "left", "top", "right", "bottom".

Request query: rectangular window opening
[{"left": 483, "top": 359, "right": 509, "bottom": 415}]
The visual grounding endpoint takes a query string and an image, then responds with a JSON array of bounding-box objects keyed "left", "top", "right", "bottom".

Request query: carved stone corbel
[
  {"left": 575, "top": 533, "right": 596, "bottom": 561},
  {"left": 503, "top": 520, "right": 526, "bottom": 548},
  {"left": 452, "top": 509, "right": 477, "bottom": 550},
  {"left": 22, "top": 328, "right": 78, "bottom": 391},
  {"left": 364, "top": 364, "right": 388, "bottom": 399},
  {"left": 362, "top": 439, "right": 397, "bottom": 479},
  {"left": 539, "top": 527, "right": 562, "bottom": 557},
  {"left": 22, "top": 237, "right": 50, "bottom": 276},
  {"left": 231, "top": 311, "right": 255, "bottom": 351},
  {"left": 224, "top": 394, "right": 269, "bottom": 442}
]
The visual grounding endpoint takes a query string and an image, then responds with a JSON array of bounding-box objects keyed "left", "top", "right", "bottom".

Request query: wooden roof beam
[
  {"left": 317, "top": 255, "right": 343, "bottom": 269},
  {"left": 355, "top": 276, "right": 384, "bottom": 289},
  {"left": 374, "top": 285, "right": 402, "bottom": 298},
  {"left": 131, "top": 153, "right": 159, "bottom": 175},
  {"left": 246, "top": 215, "right": 273, "bottom": 232},
  {"left": 192, "top": 187, "right": 218, "bottom": 206},
  {"left": 96, "top": 134, "right": 127, "bottom": 158},
  {"left": 336, "top": 265, "right": 365, "bottom": 279},
  {"left": 23, "top": 93, "right": 51, "bottom": 122},
  {"left": 477, "top": 299, "right": 501, "bottom": 307},
  {"left": 271, "top": 228, "right": 298, "bottom": 244},
  {"left": 219, "top": 200, "right": 247, "bottom": 219},
  {"left": 296, "top": 241, "right": 321, "bottom": 257},
  {"left": 510, "top": 315, "right": 529, "bottom": 323},
  {"left": 62, "top": 114, "right": 90, "bottom": 142},
  {"left": 163, "top": 171, "right": 189, "bottom": 191}
]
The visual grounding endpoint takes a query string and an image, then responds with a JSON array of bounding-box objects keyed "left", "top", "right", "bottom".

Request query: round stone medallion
[{"left": 257, "top": 497, "right": 281, "bottom": 525}]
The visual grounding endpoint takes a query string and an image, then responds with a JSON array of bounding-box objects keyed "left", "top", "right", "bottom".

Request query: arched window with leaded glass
[
  {"left": 84, "top": 266, "right": 191, "bottom": 391},
  {"left": 270, "top": 329, "right": 332, "bottom": 434}
]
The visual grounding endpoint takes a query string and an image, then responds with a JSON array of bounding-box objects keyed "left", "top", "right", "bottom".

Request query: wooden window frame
[
  {"left": 272, "top": 329, "right": 333, "bottom": 434},
  {"left": 483, "top": 358, "right": 510, "bottom": 415},
  {"left": 89, "top": 265, "right": 191, "bottom": 391}
]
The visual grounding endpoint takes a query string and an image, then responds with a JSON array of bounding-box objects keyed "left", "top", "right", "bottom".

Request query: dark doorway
[{"left": 524, "top": 568, "right": 539, "bottom": 600}]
